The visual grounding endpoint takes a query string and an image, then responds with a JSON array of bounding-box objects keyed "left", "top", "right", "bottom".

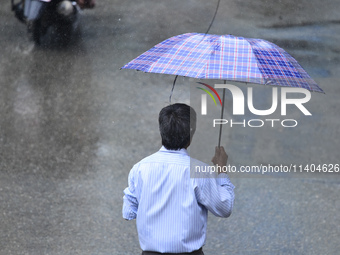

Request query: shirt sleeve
[
  {"left": 122, "top": 167, "right": 139, "bottom": 220},
  {"left": 194, "top": 173, "right": 235, "bottom": 218}
]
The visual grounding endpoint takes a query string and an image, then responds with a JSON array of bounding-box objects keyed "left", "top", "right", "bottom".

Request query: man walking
[{"left": 123, "top": 103, "right": 234, "bottom": 255}]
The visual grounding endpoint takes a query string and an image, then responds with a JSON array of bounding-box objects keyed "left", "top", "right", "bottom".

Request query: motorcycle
[{"left": 11, "top": 0, "right": 81, "bottom": 46}]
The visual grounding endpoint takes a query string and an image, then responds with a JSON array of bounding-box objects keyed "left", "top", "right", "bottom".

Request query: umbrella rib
[
  {"left": 179, "top": 35, "right": 213, "bottom": 77},
  {"left": 147, "top": 33, "right": 192, "bottom": 74},
  {"left": 196, "top": 35, "right": 220, "bottom": 79}
]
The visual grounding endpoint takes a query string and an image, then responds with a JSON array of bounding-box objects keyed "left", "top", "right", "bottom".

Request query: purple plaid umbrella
[{"left": 121, "top": 33, "right": 323, "bottom": 145}]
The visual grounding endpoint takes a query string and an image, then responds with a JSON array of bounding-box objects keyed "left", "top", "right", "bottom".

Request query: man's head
[{"left": 159, "top": 103, "right": 196, "bottom": 150}]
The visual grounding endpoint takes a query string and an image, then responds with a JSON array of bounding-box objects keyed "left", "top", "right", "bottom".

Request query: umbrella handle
[
  {"left": 169, "top": 75, "right": 178, "bottom": 104},
  {"left": 217, "top": 87, "right": 226, "bottom": 148}
]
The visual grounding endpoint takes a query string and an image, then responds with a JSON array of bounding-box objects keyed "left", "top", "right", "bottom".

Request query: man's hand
[{"left": 212, "top": 146, "right": 228, "bottom": 173}]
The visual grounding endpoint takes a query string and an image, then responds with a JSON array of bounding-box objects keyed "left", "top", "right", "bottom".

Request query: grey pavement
[{"left": 0, "top": 0, "right": 339, "bottom": 254}]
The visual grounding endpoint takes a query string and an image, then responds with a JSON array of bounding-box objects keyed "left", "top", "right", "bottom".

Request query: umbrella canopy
[
  {"left": 122, "top": 32, "right": 324, "bottom": 147},
  {"left": 122, "top": 33, "right": 323, "bottom": 93}
]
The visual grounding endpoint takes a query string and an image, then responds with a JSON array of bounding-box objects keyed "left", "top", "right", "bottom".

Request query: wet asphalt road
[{"left": 1, "top": 0, "right": 340, "bottom": 254}]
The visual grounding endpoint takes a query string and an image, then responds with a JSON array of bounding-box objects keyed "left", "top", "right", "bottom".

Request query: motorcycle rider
[{"left": 12, "top": 0, "right": 96, "bottom": 24}]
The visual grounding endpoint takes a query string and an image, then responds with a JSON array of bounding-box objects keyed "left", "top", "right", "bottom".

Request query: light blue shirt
[{"left": 123, "top": 146, "right": 235, "bottom": 253}]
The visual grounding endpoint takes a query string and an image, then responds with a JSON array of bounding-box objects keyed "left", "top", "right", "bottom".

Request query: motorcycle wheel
[
  {"left": 30, "top": 2, "right": 78, "bottom": 47},
  {"left": 31, "top": 16, "right": 50, "bottom": 46},
  {"left": 32, "top": 20, "right": 42, "bottom": 45},
  {"left": 55, "top": 22, "right": 73, "bottom": 46}
]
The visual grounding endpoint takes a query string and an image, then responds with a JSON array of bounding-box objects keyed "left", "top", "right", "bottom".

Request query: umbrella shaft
[{"left": 218, "top": 88, "right": 226, "bottom": 147}]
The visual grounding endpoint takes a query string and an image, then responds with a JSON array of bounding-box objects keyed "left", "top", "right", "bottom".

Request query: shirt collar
[{"left": 159, "top": 146, "right": 189, "bottom": 156}]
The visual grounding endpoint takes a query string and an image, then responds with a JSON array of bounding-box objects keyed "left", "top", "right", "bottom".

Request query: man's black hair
[{"left": 159, "top": 103, "right": 196, "bottom": 150}]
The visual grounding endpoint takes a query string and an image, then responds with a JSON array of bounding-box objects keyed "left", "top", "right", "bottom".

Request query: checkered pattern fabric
[{"left": 122, "top": 33, "right": 323, "bottom": 93}]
